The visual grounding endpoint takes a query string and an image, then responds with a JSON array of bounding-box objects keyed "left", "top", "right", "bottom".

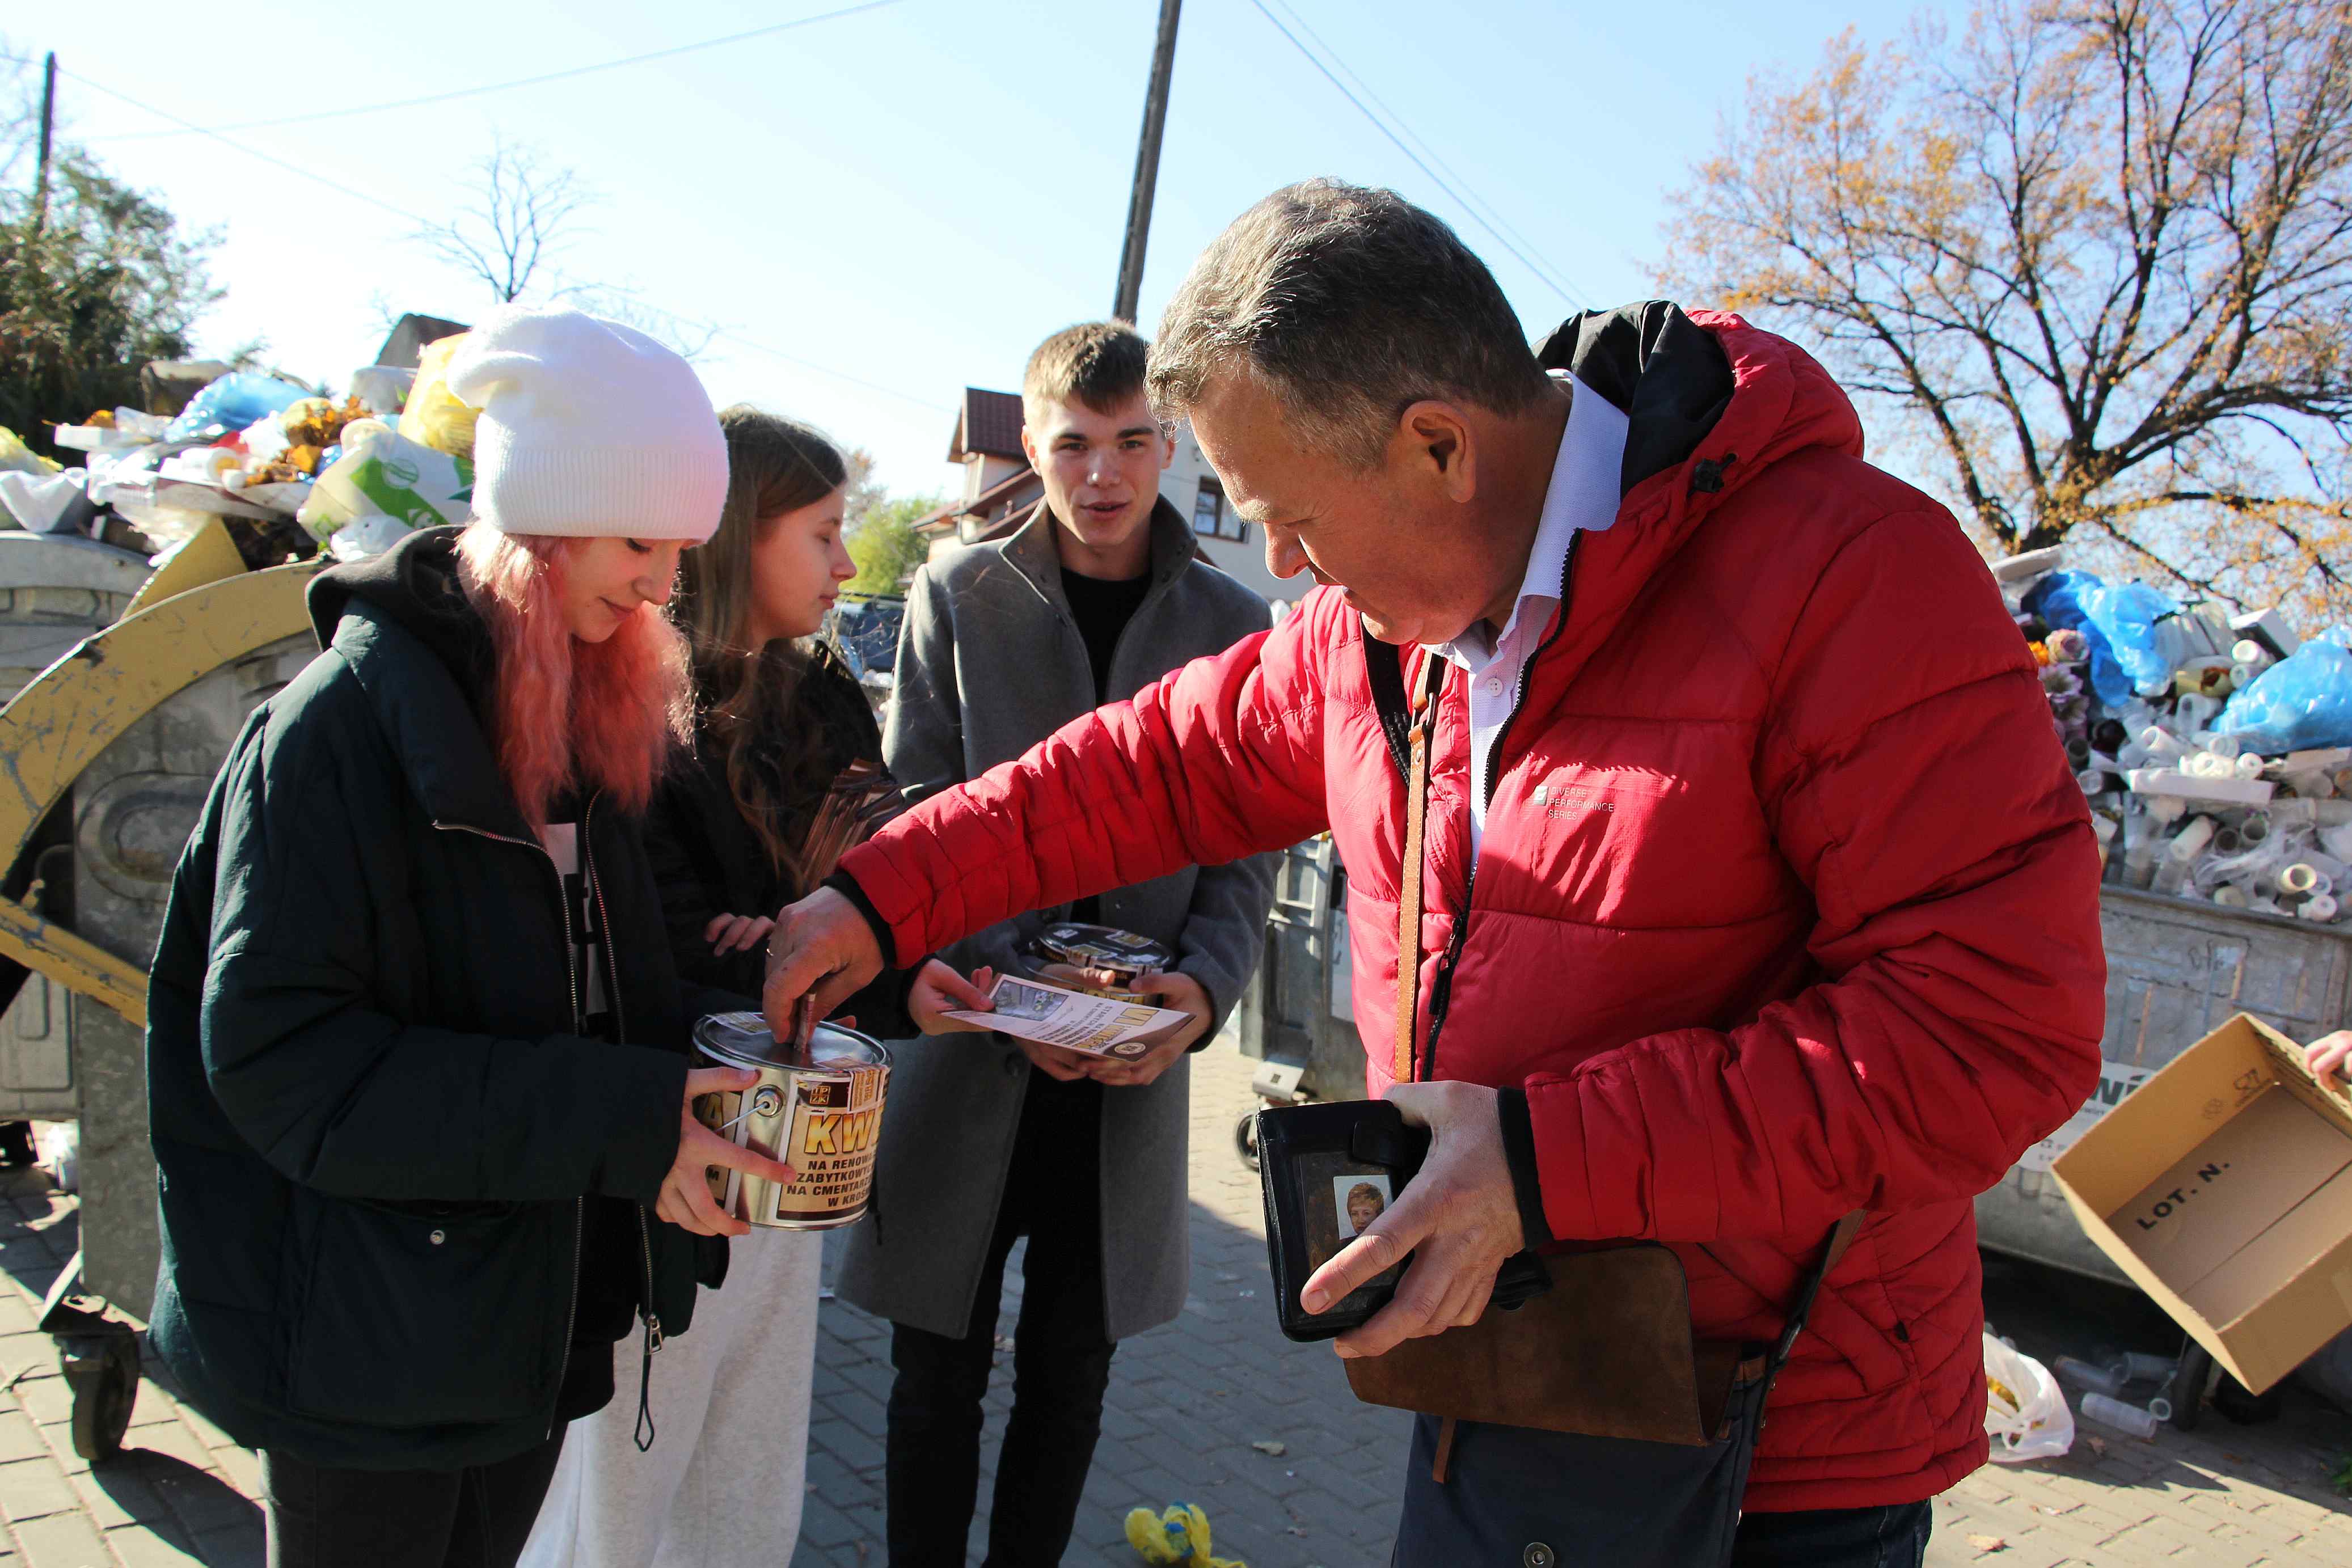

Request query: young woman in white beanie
[
  {"left": 520, "top": 408, "right": 993, "bottom": 1566},
  {"left": 143, "top": 307, "right": 847, "bottom": 1567}
]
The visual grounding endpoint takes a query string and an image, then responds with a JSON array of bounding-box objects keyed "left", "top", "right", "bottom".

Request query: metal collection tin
[
  {"left": 691, "top": 1013, "right": 892, "bottom": 1230},
  {"left": 1025, "top": 922, "right": 1174, "bottom": 1003}
]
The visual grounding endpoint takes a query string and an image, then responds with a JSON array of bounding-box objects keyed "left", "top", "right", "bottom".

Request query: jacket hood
[
  {"left": 306, "top": 525, "right": 495, "bottom": 713},
  {"left": 1509, "top": 302, "right": 1868, "bottom": 698},
  {"left": 306, "top": 526, "right": 531, "bottom": 840}
]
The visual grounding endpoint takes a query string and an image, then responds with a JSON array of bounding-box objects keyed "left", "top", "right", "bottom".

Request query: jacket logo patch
[{"left": 1531, "top": 780, "right": 1615, "bottom": 817}]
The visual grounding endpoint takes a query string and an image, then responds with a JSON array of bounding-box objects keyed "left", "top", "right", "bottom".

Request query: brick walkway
[{"left": 0, "top": 1039, "right": 2343, "bottom": 1566}]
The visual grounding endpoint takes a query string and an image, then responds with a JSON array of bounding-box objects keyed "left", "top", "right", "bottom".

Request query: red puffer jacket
[{"left": 840, "top": 306, "right": 2106, "bottom": 1511}]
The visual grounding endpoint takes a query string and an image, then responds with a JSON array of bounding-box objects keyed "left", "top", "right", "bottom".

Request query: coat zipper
[
  {"left": 580, "top": 802, "right": 668, "bottom": 1452},
  {"left": 1414, "top": 534, "right": 1583, "bottom": 1081},
  {"left": 431, "top": 812, "right": 588, "bottom": 1439}
]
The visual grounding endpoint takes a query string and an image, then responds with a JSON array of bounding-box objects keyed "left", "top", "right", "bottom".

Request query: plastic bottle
[
  {"left": 2053, "top": 1355, "right": 2128, "bottom": 1396},
  {"left": 2302, "top": 893, "right": 2340, "bottom": 922},
  {"left": 2205, "top": 732, "right": 2243, "bottom": 763},
  {"left": 2140, "top": 725, "right": 2190, "bottom": 762},
  {"left": 2080, "top": 1392, "right": 2161, "bottom": 1438},
  {"left": 2231, "top": 638, "right": 2272, "bottom": 669}
]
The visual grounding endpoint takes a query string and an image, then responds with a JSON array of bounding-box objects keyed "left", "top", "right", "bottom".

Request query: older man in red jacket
[{"left": 768, "top": 180, "right": 2105, "bottom": 1567}]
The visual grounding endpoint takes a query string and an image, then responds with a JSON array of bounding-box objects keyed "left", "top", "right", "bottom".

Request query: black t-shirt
[
  {"left": 1060, "top": 567, "right": 1152, "bottom": 927},
  {"left": 1061, "top": 567, "right": 1151, "bottom": 707}
]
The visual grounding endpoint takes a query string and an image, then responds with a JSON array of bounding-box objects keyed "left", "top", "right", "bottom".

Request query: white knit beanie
[{"left": 446, "top": 305, "right": 727, "bottom": 542}]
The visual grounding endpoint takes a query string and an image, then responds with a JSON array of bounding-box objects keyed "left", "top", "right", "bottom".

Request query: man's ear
[
  {"left": 1395, "top": 400, "right": 1478, "bottom": 504},
  {"left": 1019, "top": 422, "right": 1039, "bottom": 472}
]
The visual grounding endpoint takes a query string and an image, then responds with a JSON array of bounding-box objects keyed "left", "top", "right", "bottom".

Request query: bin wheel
[
  {"left": 60, "top": 1334, "right": 138, "bottom": 1464},
  {"left": 1235, "top": 1112, "right": 1260, "bottom": 1170},
  {"left": 2165, "top": 1338, "right": 2211, "bottom": 1432}
]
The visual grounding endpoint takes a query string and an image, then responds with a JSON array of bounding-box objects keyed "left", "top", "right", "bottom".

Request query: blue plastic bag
[
  {"left": 2024, "top": 571, "right": 2180, "bottom": 705},
  {"left": 165, "top": 373, "right": 312, "bottom": 444},
  {"left": 2212, "top": 640, "right": 2352, "bottom": 754}
]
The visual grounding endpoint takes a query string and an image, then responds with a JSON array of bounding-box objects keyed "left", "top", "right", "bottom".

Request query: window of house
[{"left": 1193, "top": 476, "right": 1247, "bottom": 543}]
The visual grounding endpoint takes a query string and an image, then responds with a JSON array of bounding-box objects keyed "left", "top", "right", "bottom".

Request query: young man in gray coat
[{"left": 835, "top": 322, "right": 1276, "bottom": 1568}]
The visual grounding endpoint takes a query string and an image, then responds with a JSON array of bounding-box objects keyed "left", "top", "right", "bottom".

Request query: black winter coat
[
  {"left": 644, "top": 642, "right": 915, "bottom": 1034},
  {"left": 145, "top": 527, "right": 734, "bottom": 1471}
]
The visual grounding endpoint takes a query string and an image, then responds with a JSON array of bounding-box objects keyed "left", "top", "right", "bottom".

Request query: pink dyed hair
[{"left": 454, "top": 521, "right": 692, "bottom": 830}]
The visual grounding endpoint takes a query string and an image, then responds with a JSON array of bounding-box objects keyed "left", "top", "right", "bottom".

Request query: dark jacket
[
  {"left": 145, "top": 526, "right": 734, "bottom": 1472},
  {"left": 644, "top": 641, "right": 913, "bottom": 1037}
]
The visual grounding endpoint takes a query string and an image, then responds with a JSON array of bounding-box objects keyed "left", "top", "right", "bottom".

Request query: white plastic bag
[{"left": 1983, "top": 1332, "right": 2074, "bottom": 1463}]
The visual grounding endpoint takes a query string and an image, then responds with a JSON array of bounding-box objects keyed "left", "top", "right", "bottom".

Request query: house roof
[
  {"left": 911, "top": 464, "right": 1042, "bottom": 537},
  {"left": 949, "top": 388, "right": 1027, "bottom": 463}
]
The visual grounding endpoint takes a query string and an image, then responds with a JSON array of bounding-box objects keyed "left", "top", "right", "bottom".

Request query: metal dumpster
[
  {"left": 0, "top": 519, "right": 320, "bottom": 1456},
  {"left": 1974, "top": 886, "right": 2352, "bottom": 1285}
]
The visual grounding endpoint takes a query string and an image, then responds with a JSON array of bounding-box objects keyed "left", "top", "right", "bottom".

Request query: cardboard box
[{"left": 2051, "top": 1013, "right": 2352, "bottom": 1394}]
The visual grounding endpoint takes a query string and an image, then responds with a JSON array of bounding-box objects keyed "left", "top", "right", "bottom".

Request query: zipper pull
[{"left": 632, "top": 1314, "right": 663, "bottom": 1452}]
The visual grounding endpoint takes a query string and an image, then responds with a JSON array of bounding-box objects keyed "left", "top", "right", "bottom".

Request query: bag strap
[
  {"left": 1392, "top": 649, "right": 1447, "bottom": 1085},
  {"left": 1769, "top": 1210, "right": 1867, "bottom": 1376}
]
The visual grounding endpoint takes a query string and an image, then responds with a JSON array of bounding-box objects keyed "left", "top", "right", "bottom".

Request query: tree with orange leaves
[{"left": 1663, "top": 0, "right": 2352, "bottom": 626}]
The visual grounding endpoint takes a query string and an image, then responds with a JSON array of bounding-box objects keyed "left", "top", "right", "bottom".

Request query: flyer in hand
[{"left": 945, "top": 975, "right": 1191, "bottom": 1060}]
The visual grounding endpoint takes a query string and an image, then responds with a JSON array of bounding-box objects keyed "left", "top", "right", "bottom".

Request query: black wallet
[{"left": 1256, "top": 1099, "right": 1551, "bottom": 1342}]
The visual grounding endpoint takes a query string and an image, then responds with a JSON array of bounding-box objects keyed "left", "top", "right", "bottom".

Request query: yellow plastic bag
[
  {"left": 398, "top": 333, "right": 480, "bottom": 460},
  {"left": 0, "top": 426, "right": 62, "bottom": 476}
]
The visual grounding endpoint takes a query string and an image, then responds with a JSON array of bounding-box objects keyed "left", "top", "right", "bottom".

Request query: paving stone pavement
[{"left": 0, "top": 1037, "right": 2342, "bottom": 1566}]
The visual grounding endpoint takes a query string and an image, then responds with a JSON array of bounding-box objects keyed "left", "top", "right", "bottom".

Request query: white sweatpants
[{"left": 520, "top": 1226, "right": 822, "bottom": 1568}]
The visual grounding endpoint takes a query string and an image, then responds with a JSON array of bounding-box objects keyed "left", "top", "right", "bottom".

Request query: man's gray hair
[{"left": 1148, "top": 179, "right": 1552, "bottom": 468}]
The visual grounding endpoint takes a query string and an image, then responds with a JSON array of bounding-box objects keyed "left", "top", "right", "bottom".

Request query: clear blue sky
[{"left": 24, "top": 0, "right": 1955, "bottom": 498}]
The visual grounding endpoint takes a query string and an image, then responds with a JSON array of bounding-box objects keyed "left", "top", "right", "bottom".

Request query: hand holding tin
[
  {"left": 761, "top": 887, "right": 884, "bottom": 1041},
  {"left": 1300, "top": 1080, "right": 1526, "bottom": 1360},
  {"left": 657, "top": 1066, "right": 800, "bottom": 1239}
]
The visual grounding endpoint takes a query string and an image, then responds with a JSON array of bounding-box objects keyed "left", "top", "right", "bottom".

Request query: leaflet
[{"left": 945, "top": 975, "right": 1190, "bottom": 1060}]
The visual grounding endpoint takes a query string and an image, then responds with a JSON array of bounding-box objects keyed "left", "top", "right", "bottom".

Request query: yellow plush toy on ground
[{"left": 1124, "top": 1502, "right": 1245, "bottom": 1568}]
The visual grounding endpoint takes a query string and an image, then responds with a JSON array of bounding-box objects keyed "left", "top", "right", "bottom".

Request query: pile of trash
[
  {"left": 1998, "top": 548, "right": 2352, "bottom": 924},
  {"left": 3, "top": 318, "right": 478, "bottom": 570}
]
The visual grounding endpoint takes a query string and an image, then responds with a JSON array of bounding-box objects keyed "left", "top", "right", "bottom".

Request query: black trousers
[
  {"left": 260, "top": 1433, "right": 565, "bottom": 1568},
  {"left": 885, "top": 1071, "right": 1116, "bottom": 1568}
]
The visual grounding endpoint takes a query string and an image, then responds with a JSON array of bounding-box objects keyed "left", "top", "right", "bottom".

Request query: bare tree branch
[
  {"left": 1661, "top": 0, "right": 2352, "bottom": 624},
  {"left": 413, "top": 137, "right": 594, "bottom": 305}
]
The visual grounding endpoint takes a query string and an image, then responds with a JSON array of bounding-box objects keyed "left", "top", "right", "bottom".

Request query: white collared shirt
[{"left": 1425, "top": 371, "right": 1631, "bottom": 862}]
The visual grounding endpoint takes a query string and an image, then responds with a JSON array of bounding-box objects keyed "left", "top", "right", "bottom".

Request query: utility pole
[
  {"left": 32, "top": 52, "right": 56, "bottom": 233},
  {"left": 1112, "top": 0, "right": 1181, "bottom": 324}
]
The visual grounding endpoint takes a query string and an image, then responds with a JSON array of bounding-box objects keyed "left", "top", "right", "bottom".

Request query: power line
[
  {"left": 50, "top": 67, "right": 956, "bottom": 417},
  {"left": 1255, "top": 0, "right": 1590, "bottom": 309},
  {"left": 88, "top": 0, "right": 904, "bottom": 143},
  {"left": 1243, "top": 0, "right": 1590, "bottom": 311},
  {"left": 60, "top": 67, "right": 433, "bottom": 226}
]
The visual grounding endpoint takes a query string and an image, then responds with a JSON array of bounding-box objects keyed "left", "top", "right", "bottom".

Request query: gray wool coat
[{"left": 834, "top": 497, "right": 1277, "bottom": 1342}]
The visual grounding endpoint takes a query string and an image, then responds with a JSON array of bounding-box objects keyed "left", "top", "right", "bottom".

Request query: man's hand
[
  {"left": 763, "top": 887, "right": 885, "bottom": 1040},
  {"left": 1090, "top": 970, "right": 1213, "bottom": 1088},
  {"left": 909, "top": 961, "right": 999, "bottom": 1036},
  {"left": 2309, "top": 1030, "right": 2351, "bottom": 1088},
  {"left": 655, "top": 1067, "right": 799, "bottom": 1239},
  {"left": 1299, "top": 1080, "right": 1528, "bottom": 1359}
]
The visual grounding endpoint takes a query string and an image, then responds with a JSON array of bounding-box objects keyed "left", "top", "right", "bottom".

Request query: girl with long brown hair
[
  {"left": 144, "top": 307, "right": 797, "bottom": 1568},
  {"left": 522, "top": 408, "right": 988, "bottom": 1568}
]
